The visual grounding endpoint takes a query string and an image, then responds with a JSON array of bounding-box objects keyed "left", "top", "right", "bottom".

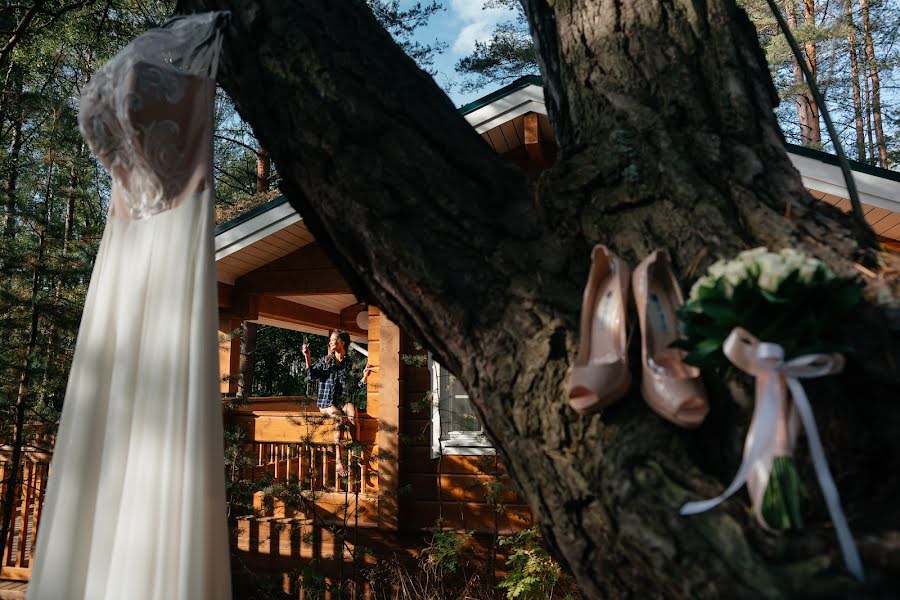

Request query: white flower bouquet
[
  {"left": 679, "top": 247, "right": 862, "bottom": 370},
  {"left": 677, "top": 247, "right": 863, "bottom": 535}
]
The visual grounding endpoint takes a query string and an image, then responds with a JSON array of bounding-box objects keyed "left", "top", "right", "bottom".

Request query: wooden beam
[
  {"left": 234, "top": 293, "right": 260, "bottom": 321},
  {"left": 218, "top": 282, "right": 235, "bottom": 309},
  {"left": 259, "top": 296, "right": 335, "bottom": 329},
  {"left": 257, "top": 297, "right": 367, "bottom": 337},
  {"left": 236, "top": 268, "right": 351, "bottom": 296},
  {"left": 340, "top": 302, "right": 367, "bottom": 332},
  {"left": 524, "top": 111, "right": 540, "bottom": 145},
  {"left": 255, "top": 242, "right": 335, "bottom": 271},
  {"left": 235, "top": 242, "right": 353, "bottom": 296},
  {"left": 523, "top": 111, "right": 546, "bottom": 167}
]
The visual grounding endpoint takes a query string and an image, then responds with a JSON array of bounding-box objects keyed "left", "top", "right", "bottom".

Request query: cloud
[{"left": 449, "top": 0, "right": 516, "bottom": 54}]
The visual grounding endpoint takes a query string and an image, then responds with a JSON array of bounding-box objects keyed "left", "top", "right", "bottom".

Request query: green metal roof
[
  {"left": 216, "top": 78, "right": 897, "bottom": 236},
  {"left": 458, "top": 76, "right": 899, "bottom": 182},
  {"left": 458, "top": 74, "right": 543, "bottom": 115},
  {"left": 215, "top": 194, "right": 290, "bottom": 235}
]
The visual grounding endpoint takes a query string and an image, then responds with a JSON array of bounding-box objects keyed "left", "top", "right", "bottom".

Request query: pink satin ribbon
[{"left": 679, "top": 327, "right": 864, "bottom": 581}]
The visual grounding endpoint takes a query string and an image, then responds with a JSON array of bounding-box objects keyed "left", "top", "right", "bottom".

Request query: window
[{"left": 429, "top": 356, "right": 494, "bottom": 457}]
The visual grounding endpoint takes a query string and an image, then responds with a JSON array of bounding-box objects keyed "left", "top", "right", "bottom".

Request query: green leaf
[
  {"left": 760, "top": 456, "right": 805, "bottom": 530},
  {"left": 694, "top": 300, "right": 738, "bottom": 322},
  {"left": 759, "top": 289, "right": 790, "bottom": 304}
]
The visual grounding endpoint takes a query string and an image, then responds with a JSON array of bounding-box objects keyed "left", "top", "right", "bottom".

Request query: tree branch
[
  {"left": 0, "top": 1, "right": 47, "bottom": 65},
  {"left": 0, "top": 0, "right": 96, "bottom": 65},
  {"left": 214, "top": 133, "right": 260, "bottom": 155}
]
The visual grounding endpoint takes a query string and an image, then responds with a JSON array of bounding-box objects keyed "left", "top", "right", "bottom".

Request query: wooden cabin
[{"left": 2, "top": 76, "right": 899, "bottom": 598}]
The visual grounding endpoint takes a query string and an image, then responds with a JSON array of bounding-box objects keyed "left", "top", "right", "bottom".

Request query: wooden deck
[
  {"left": 0, "top": 447, "right": 50, "bottom": 590},
  {"left": 0, "top": 579, "right": 26, "bottom": 599}
]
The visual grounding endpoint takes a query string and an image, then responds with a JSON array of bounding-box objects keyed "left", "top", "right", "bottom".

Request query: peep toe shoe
[
  {"left": 568, "top": 245, "right": 631, "bottom": 414},
  {"left": 632, "top": 250, "right": 709, "bottom": 428}
]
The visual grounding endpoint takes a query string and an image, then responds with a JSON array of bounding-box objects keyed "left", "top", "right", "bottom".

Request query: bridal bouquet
[
  {"left": 677, "top": 247, "right": 864, "bottom": 570},
  {"left": 678, "top": 247, "right": 861, "bottom": 370}
]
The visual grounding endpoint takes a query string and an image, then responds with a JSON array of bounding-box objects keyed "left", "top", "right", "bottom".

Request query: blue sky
[{"left": 411, "top": 0, "right": 523, "bottom": 107}]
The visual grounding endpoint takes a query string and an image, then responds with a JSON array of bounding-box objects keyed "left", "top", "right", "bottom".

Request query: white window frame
[{"left": 429, "top": 355, "right": 494, "bottom": 458}]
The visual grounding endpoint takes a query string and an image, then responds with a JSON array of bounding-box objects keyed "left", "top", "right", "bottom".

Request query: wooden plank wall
[{"left": 397, "top": 333, "right": 532, "bottom": 534}]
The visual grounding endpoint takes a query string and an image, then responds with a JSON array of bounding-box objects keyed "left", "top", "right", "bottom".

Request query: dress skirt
[{"left": 28, "top": 188, "right": 231, "bottom": 600}]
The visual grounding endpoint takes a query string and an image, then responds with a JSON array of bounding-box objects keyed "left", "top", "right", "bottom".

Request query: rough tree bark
[
  {"left": 800, "top": 0, "right": 820, "bottom": 143},
  {"left": 183, "top": 0, "right": 899, "bottom": 596},
  {"left": 846, "top": 0, "right": 866, "bottom": 161},
  {"left": 858, "top": 0, "right": 887, "bottom": 168},
  {"left": 256, "top": 144, "right": 270, "bottom": 193},
  {"left": 3, "top": 112, "right": 23, "bottom": 240},
  {"left": 784, "top": 0, "right": 819, "bottom": 145},
  {"left": 862, "top": 57, "right": 875, "bottom": 160}
]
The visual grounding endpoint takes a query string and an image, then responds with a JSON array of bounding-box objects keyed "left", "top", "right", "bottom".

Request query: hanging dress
[{"left": 28, "top": 12, "right": 232, "bottom": 600}]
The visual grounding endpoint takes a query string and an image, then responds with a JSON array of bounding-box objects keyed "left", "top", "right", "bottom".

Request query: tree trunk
[
  {"left": 859, "top": 0, "right": 888, "bottom": 167},
  {"left": 184, "top": 0, "right": 897, "bottom": 595},
  {"left": 846, "top": 1, "right": 866, "bottom": 161},
  {"left": 785, "top": 0, "right": 819, "bottom": 145},
  {"left": 862, "top": 57, "right": 875, "bottom": 161},
  {"left": 237, "top": 321, "right": 257, "bottom": 400},
  {"left": 63, "top": 144, "right": 83, "bottom": 249},
  {"left": 40, "top": 146, "right": 81, "bottom": 405},
  {"left": 0, "top": 58, "right": 15, "bottom": 131},
  {"left": 256, "top": 145, "right": 270, "bottom": 193},
  {"left": 802, "top": 0, "right": 821, "bottom": 143},
  {"left": 3, "top": 114, "right": 23, "bottom": 240}
]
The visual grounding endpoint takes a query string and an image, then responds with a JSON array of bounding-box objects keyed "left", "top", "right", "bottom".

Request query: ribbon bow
[{"left": 679, "top": 327, "right": 864, "bottom": 581}]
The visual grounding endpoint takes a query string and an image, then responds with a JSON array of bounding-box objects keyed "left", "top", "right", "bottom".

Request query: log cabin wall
[{"left": 396, "top": 331, "right": 532, "bottom": 535}]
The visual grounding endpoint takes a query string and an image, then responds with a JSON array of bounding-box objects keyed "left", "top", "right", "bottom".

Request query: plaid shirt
[{"left": 309, "top": 355, "right": 350, "bottom": 409}]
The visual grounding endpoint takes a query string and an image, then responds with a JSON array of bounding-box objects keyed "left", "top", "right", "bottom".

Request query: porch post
[
  {"left": 373, "top": 307, "right": 400, "bottom": 530},
  {"left": 217, "top": 316, "right": 241, "bottom": 396}
]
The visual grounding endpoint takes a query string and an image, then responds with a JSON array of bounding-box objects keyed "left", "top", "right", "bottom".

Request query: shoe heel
[
  {"left": 633, "top": 250, "right": 709, "bottom": 428},
  {"left": 568, "top": 245, "right": 631, "bottom": 413}
]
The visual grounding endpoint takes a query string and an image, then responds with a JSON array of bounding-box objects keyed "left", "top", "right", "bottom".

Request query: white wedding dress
[{"left": 29, "top": 12, "right": 232, "bottom": 600}]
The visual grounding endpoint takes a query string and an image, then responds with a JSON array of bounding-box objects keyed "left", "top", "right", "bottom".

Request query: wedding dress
[{"left": 29, "top": 12, "right": 231, "bottom": 600}]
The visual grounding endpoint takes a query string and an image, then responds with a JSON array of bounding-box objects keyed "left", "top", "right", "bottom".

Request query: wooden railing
[
  {"left": 226, "top": 397, "right": 380, "bottom": 533},
  {"left": 250, "top": 441, "right": 374, "bottom": 496},
  {"left": 0, "top": 446, "right": 51, "bottom": 581}
]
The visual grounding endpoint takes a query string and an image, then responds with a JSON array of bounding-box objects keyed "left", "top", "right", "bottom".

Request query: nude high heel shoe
[
  {"left": 632, "top": 250, "right": 709, "bottom": 428},
  {"left": 568, "top": 244, "right": 631, "bottom": 414}
]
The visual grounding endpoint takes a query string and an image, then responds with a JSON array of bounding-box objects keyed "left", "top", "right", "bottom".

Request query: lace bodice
[{"left": 78, "top": 12, "right": 227, "bottom": 220}]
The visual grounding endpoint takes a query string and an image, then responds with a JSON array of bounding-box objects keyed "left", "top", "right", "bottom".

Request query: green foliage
[
  {"left": 678, "top": 249, "right": 863, "bottom": 369},
  {"left": 400, "top": 352, "right": 427, "bottom": 367},
  {"left": 248, "top": 327, "right": 369, "bottom": 409},
  {"left": 0, "top": 1, "right": 180, "bottom": 449},
  {"left": 737, "top": 0, "right": 900, "bottom": 161},
  {"left": 454, "top": 2, "right": 537, "bottom": 92},
  {"left": 367, "top": 1, "right": 448, "bottom": 73},
  {"left": 423, "top": 526, "right": 473, "bottom": 574},
  {"left": 408, "top": 391, "right": 432, "bottom": 414},
  {"left": 250, "top": 326, "right": 319, "bottom": 398},
  {"left": 482, "top": 473, "right": 515, "bottom": 515},
  {"left": 498, "top": 526, "right": 580, "bottom": 600},
  {"left": 299, "top": 561, "right": 328, "bottom": 600}
]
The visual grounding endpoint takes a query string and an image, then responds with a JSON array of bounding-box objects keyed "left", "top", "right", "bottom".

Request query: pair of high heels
[{"left": 568, "top": 245, "right": 709, "bottom": 428}]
